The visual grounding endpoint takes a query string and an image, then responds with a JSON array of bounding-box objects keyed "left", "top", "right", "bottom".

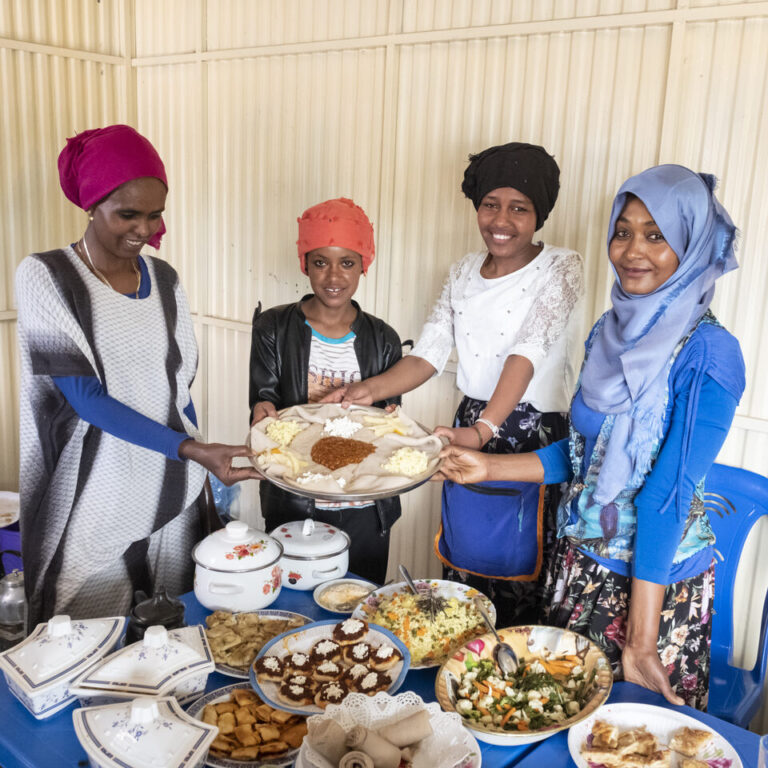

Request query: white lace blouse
[{"left": 409, "top": 244, "right": 584, "bottom": 413}]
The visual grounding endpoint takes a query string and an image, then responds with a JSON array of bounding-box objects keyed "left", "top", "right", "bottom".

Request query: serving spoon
[
  {"left": 398, "top": 564, "right": 446, "bottom": 621},
  {"left": 473, "top": 596, "right": 519, "bottom": 676}
]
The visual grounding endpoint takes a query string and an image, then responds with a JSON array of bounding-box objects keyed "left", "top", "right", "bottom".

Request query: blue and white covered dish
[
  {"left": 69, "top": 624, "right": 214, "bottom": 706},
  {"left": 73, "top": 695, "right": 218, "bottom": 768},
  {"left": 0, "top": 613, "right": 125, "bottom": 719}
]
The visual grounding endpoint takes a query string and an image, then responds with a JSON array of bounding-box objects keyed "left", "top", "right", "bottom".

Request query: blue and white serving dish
[
  {"left": 73, "top": 695, "right": 218, "bottom": 768},
  {"left": 70, "top": 624, "right": 214, "bottom": 706},
  {"left": 0, "top": 613, "right": 125, "bottom": 719}
]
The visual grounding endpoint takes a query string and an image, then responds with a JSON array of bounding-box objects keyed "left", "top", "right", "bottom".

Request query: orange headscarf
[{"left": 296, "top": 198, "right": 375, "bottom": 274}]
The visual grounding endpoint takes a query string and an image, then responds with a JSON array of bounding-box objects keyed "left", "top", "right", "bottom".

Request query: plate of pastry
[
  {"left": 204, "top": 609, "right": 312, "bottom": 678},
  {"left": 568, "top": 702, "right": 743, "bottom": 768},
  {"left": 249, "top": 618, "right": 410, "bottom": 716},
  {"left": 187, "top": 682, "right": 307, "bottom": 767},
  {"left": 247, "top": 404, "right": 445, "bottom": 501}
]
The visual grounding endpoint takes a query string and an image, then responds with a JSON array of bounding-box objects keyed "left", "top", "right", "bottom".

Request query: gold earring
[{"left": 88, "top": 215, "right": 94, "bottom": 221}]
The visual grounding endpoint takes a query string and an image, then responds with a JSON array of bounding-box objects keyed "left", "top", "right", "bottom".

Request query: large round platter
[
  {"left": 352, "top": 579, "right": 496, "bottom": 669},
  {"left": 210, "top": 609, "right": 313, "bottom": 679},
  {"left": 435, "top": 624, "right": 613, "bottom": 746},
  {"left": 567, "top": 702, "right": 742, "bottom": 768},
  {"left": 187, "top": 682, "right": 300, "bottom": 768},
  {"left": 298, "top": 691, "right": 481, "bottom": 768},
  {"left": 247, "top": 403, "right": 444, "bottom": 502},
  {"left": 250, "top": 619, "right": 410, "bottom": 716}
]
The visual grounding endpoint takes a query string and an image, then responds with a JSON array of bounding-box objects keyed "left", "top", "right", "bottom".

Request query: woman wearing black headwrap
[{"left": 326, "top": 143, "right": 583, "bottom": 624}]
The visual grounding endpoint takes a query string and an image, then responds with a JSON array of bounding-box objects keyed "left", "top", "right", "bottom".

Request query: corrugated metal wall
[{"left": 3, "top": 0, "right": 768, "bottom": 727}]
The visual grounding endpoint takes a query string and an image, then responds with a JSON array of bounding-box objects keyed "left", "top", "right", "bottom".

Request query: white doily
[{"left": 301, "top": 691, "right": 479, "bottom": 768}]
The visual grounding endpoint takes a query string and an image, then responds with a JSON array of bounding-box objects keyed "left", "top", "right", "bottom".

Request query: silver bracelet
[{"left": 475, "top": 417, "right": 501, "bottom": 439}]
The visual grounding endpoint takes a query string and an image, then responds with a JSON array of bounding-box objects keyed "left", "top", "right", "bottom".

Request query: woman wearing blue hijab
[{"left": 437, "top": 164, "right": 746, "bottom": 708}]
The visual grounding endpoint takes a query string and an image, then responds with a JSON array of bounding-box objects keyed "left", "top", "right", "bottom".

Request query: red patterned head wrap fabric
[
  {"left": 58, "top": 124, "right": 168, "bottom": 248},
  {"left": 296, "top": 198, "right": 375, "bottom": 274}
]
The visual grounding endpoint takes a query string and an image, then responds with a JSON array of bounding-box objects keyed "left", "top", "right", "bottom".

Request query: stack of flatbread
[{"left": 582, "top": 720, "right": 714, "bottom": 767}]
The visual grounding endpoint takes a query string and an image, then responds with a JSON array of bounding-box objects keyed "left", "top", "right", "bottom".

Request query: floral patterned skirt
[
  {"left": 541, "top": 537, "right": 714, "bottom": 710},
  {"left": 441, "top": 397, "right": 568, "bottom": 627}
]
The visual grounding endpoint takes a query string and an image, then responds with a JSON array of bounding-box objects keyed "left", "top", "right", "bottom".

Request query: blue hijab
[{"left": 581, "top": 164, "right": 739, "bottom": 506}]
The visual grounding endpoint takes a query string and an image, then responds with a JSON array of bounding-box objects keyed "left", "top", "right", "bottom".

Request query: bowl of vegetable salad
[{"left": 435, "top": 625, "right": 612, "bottom": 745}]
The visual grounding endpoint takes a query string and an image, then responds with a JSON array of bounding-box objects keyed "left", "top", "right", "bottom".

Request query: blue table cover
[{"left": 0, "top": 583, "right": 759, "bottom": 768}]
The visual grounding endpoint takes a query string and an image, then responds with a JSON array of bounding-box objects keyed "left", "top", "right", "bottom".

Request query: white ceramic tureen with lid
[
  {"left": 0, "top": 614, "right": 124, "bottom": 719},
  {"left": 69, "top": 624, "right": 214, "bottom": 706},
  {"left": 73, "top": 695, "right": 218, "bottom": 768},
  {"left": 270, "top": 518, "right": 351, "bottom": 590},
  {"left": 192, "top": 520, "right": 284, "bottom": 611}
]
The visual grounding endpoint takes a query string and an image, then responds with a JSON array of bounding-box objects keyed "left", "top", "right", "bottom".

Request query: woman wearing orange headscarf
[
  {"left": 249, "top": 198, "right": 402, "bottom": 583},
  {"left": 16, "top": 125, "right": 258, "bottom": 626}
]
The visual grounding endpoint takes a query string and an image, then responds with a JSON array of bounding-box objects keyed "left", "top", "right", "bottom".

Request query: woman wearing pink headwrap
[
  {"left": 16, "top": 125, "right": 258, "bottom": 626},
  {"left": 248, "top": 198, "right": 402, "bottom": 583}
]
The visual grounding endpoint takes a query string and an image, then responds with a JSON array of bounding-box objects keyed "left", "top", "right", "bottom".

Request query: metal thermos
[{"left": 0, "top": 570, "right": 27, "bottom": 651}]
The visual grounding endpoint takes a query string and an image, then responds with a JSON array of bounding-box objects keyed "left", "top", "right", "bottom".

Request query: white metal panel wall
[
  {"left": 0, "top": 0, "right": 125, "bottom": 56},
  {"left": 0, "top": 18, "right": 132, "bottom": 492}
]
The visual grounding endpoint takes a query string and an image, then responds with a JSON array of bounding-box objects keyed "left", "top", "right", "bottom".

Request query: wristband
[
  {"left": 476, "top": 417, "right": 501, "bottom": 439},
  {"left": 471, "top": 424, "right": 485, "bottom": 448}
]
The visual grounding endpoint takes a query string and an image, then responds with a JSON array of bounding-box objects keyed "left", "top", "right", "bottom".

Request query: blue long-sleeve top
[
  {"left": 52, "top": 256, "right": 195, "bottom": 461},
  {"left": 536, "top": 324, "right": 743, "bottom": 585}
]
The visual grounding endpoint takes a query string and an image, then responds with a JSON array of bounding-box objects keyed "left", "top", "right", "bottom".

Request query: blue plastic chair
[{"left": 704, "top": 462, "right": 768, "bottom": 727}]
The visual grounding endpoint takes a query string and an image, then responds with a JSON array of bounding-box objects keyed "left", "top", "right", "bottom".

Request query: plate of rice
[{"left": 351, "top": 580, "right": 496, "bottom": 669}]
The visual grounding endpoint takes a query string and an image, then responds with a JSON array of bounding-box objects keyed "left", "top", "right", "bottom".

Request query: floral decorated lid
[
  {"left": 0, "top": 614, "right": 125, "bottom": 695},
  {"left": 69, "top": 625, "right": 214, "bottom": 697},
  {"left": 73, "top": 696, "right": 218, "bottom": 768},
  {"left": 192, "top": 520, "right": 283, "bottom": 573},
  {"left": 270, "top": 518, "right": 350, "bottom": 559}
]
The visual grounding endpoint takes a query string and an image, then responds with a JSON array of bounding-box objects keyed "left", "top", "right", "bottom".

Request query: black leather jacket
[{"left": 249, "top": 296, "right": 403, "bottom": 531}]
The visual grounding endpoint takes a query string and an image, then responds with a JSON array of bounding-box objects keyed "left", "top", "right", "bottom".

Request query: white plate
[
  {"left": 567, "top": 702, "right": 743, "bottom": 768},
  {"left": 312, "top": 579, "right": 377, "bottom": 614},
  {"left": 249, "top": 619, "right": 410, "bottom": 715},
  {"left": 0, "top": 491, "right": 19, "bottom": 527},
  {"left": 352, "top": 579, "right": 496, "bottom": 668},
  {"left": 187, "top": 682, "right": 300, "bottom": 768},
  {"left": 298, "top": 691, "right": 482, "bottom": 768},
  {"left": 209, "top": 609, "right": 313, "bottom": 679}
]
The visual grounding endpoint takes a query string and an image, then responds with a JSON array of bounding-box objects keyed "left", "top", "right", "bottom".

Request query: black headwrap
[{"left": 461, "top": 142, "right": 560, "bottom": 230}]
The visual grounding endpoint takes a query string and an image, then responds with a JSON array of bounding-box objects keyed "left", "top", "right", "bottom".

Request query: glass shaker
[{"left": 0, "top": 570, "right": 27, "bottom": 651}]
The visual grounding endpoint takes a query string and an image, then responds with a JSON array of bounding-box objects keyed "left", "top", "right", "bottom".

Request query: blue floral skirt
[
  {"left": 541, "top": 537, "right": 714, "bottom": 710},
  {"left": 441, "top": 396, "right": 568, "bottom": 626}
]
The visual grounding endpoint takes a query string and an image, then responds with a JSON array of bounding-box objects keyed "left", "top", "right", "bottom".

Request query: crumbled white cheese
[
  {"left": 340, "top": 618, "right": 364, "bottom": 634},
  {"left": 382, "top": 447, "right": 429, "bottom": 477},
  {"left": 323, "top": 416, "right": 363, "bottom": 438},
  {"left": 265, "top": 419, "right": 305, "bottom": 446}
]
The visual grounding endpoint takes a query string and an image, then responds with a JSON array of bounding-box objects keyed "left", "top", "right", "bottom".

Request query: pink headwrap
[
  {"left": 296, "top": 198, "right": 375, "bottom": 274},
  {"left": 58, "top": 124, "right": 168, "bottom": 248}
]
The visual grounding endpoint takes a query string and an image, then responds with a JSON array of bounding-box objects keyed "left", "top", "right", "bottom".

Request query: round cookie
[
  {"left": 332, "top": 618, "right": 368, "bottom": 646},
  {"left": 310, "top": 638, "right": 342, "bottom": 664},
  {"left": 342, "top": 641, "right": 372, "bottom": 665},
  {"left": 278, "top": 681, "right": 314, "bottom": 706},
  {"left": 284, "top": 651, "right": 313, "bottom": 675},
  {"left": 370, "top": 644, "right": 403, "bottom": 671},
  {"left": 314, "top": 659, "right": 344, "bottom": 682},
  {"left": 357, "top": 670, "right": 391, "bottom": 696},
  {"left": 253, "top": 654, "right": 284, "bottom": 682},
  {"left": 315, "top": 680, "right": 349, "bottom": 709}
]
